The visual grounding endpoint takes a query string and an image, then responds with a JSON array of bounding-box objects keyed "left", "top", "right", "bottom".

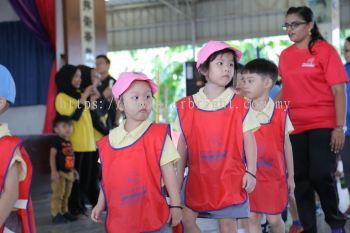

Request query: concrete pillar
[{"left": 308, "top": 0, "right": 340, "bottom": 49}]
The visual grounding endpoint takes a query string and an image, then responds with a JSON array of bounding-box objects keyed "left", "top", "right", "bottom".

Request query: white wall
[
  {"left": 0, "top": 105, "right": 46, "bottom": 135},
  {"left": 0, "top": 0, "right": 19, "bottom": 22}
]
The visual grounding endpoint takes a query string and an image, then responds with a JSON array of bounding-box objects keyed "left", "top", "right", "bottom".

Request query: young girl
[
  {"left": 0, "top": 64, "right": 36, "bottom": 233},
  {"left": 91, "top": 72, "right": 182, "bottom": 233},
  {"left": 175, "top": 41, "right": 259, "bottom": 233}
]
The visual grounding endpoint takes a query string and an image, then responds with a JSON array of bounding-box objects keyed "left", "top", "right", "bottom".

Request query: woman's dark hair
[
  {"left": 77, "top": 64, "right": 93, "bottom": 91},
  {"left": 55, "top": 64, "right": 81, "bottom": 99},
  {"left": 286, "top": 6, "right": 325, "bottom": 54},
  {"left": 198, "top": 48, "right": 239, "bottom": 86}
]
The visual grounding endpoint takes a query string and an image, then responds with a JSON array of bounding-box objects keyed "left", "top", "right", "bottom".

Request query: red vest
[
  {"left": 0, "top": 136, "right": 36, "bottom": 233},
  {"left": 97, "top": 124, "right": 170, "bottom": 233},
  {"left": 249, "top": 107, "right": 288, "bottom": 214},
  {"left": 176, "top": 95, "right": 248, "bottom": 211}
]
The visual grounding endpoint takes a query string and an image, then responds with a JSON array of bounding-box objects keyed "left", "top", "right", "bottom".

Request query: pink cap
[
  {"left": 196, "top": 40, "right": 242, "bottom": 69},
  {"left": 112, "top": 72, "right": 158, "bottom": 100}
]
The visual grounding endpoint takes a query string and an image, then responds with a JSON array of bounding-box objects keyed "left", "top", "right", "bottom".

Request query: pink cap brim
[{"left": 112, "top": 72, "right": 158, "bottom": 100}]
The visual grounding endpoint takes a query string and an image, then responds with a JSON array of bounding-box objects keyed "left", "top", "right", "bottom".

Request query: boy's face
[
  {"left": 117, "top": 81, "right": 153, "bottom": 123},
  {"left": 54, "top": 122, "right": 73, "bottom": 139},
  {"left": 96, "top": 58, "right": 110, "bottom": 75},
  {"left": 344, "top": 41, "right": 350, "bottom": 64},
  {"left": 202, "top": 53, "right": 235, "bottom": 88},
  {"left": 242, "top": 72, "right": 271, "bottom": 100},
  {"left": 0, "top": 97, "right": 9, "bottom": 114}
]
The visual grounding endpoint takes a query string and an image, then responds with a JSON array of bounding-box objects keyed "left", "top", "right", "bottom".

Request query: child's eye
[
  {"left": 217, "top": 62, "right": 223, "bottom": 65},
  {"left": 229, "top": 63, "right": 234, "bottom": 67},
  {"left": 132, "top": 96, "right": 139, "bottom": 100},
  {"left": 146, "top": 95, "right": 151, "bottom": 99}
]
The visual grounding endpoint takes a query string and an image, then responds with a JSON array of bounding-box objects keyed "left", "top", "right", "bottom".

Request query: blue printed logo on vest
[{"left": 199, "top": 149, "right": 227, "bottom": 164}]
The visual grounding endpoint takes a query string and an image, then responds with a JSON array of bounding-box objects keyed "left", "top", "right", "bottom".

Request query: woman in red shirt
[{"left": 277, "top": 6, "right": 348, "bottom": 233}]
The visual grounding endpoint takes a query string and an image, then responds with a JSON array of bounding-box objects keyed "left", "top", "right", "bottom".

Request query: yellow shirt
[
  {"left": 0, "top": 123, "right": 26, "bottom": 181},
  {"left": 55, "top": 93, "right": 96, "bottom": 152},
  {"left": 173, "top": 87, "right": 260, "bottom": 133},
  {"left": 249, "top": 97, "right": 294, "bottom": 134},
  {"left": 108, "top": 120, "right": 179, "bottom": 166}
]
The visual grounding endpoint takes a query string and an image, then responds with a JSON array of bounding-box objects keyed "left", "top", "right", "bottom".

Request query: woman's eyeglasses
[{"left": 282, "top": 21, "right": 307, "bottom": 31}]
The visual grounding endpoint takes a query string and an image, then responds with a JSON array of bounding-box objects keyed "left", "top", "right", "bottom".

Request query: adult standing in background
[
  {"left": 277, "top": 6, "right": 348, "bottom": 233},
  {"left": 95, "top": 55, "right": 119, "bottom": 129}
]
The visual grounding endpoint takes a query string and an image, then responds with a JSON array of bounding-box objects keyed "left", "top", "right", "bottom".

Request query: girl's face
[
  {"left": 284, "top": 13, "right": 313, "bottom": 44},
  {"left": 344, "top": 40, "right": 350, "bottom": 64},
  {"left": 202, "top": 53, "right": 235, "bottom": 87},
  {"left": 71, "top": 69, "right": 82, "bottom": 89},
  {"left": 117, "top": 81, "right": 153, "bottom": 123}
]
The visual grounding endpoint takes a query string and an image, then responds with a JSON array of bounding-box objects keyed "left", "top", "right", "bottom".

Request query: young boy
[
  {"left": 241, "top": 59, "right": 295, "bottom": 233},
  {"left": 0, "top": 64, "right": 36, "bottom": 232},
  {"left": 50, "top": 115, "right": 79, "bottom": 223}
]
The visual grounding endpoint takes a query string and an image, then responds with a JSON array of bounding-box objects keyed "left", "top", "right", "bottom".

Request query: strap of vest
[{"left": 13, "top": 199, "right": 28, "bottom": 209}]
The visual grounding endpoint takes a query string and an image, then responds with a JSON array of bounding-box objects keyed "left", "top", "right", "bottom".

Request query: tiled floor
[{"left": 33, "top": 196, "right": 349, "bottom": 233}]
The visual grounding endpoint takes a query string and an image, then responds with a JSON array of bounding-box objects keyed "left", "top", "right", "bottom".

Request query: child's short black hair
[
  {"left": 96, "top": 54, "right": 111, "bottom": 64},
  {"left": 346, "top": 36, "right": 350, "bottom": 43},
  {"left": 198, "top": 48, "right": 239, "bottom": 84},
  {"left": 243, "top": 58, "right": 278, "bottom": 85},
  {"left": 53, "top": 115, "right": 72, "bottom": 128}
]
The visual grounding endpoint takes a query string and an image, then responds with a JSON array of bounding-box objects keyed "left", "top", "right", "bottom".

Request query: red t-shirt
[{"left": 279, "top": 40, "right": 348, "bottom": 134}]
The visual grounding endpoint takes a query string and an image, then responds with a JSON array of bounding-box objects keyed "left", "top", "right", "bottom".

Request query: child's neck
[
  {"left": 58, "top": 134, "right": 70, "bottom": 141},
  {"left": 203, "top": 83, "right": 226, "bottom": 100},
  {"left": 124, "top": 119, "right": 143, "bottom": 133},
  {"left": 252, "top": 95, "right": 269, "bottom": 112}
]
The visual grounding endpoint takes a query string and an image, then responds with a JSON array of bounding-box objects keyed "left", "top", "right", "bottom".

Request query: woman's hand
[
  {"left": 80, "top": 85, "right": 94, "bottom": 102},
  {"left": 330, "top": 128, "right": 345, "bottom": 154}
]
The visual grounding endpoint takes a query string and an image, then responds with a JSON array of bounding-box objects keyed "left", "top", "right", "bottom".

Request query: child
[
  {"left": 50, "top": 115, "right": 79, "bottom": 223},
  {"left": 175, "top": 41, "right": 259, "bottom": 233},
  {"left": 91, "top": 72, "right": 182, "bottom": 233},
  {"left": 0, "top": 64, "right": 36, "bottom": 232},
  {"left": 240, "top": 59, "right": 295, "bottom": 233}
]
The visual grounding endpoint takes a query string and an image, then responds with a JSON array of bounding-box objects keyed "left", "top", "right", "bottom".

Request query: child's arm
[
  {"left": 91, "top": 189, "right": 105, "bottom": 223},
  {"left": 0, "top": 162, "right": 20, "bottom": 225},
  {"left": 161, "top": 162, "right": 182, "bottom": 227},
  {"left": 176, "top": 134, "right": 187, "bottom": 188},
  {"left": 285, "top": 133, "right": 295, "bottom": 194},
  {"left": 242, "top": 130, "right": 257, "bottom": 193},
  {"left": 49, "top": 148, "right": 59, "bottom": 181}
]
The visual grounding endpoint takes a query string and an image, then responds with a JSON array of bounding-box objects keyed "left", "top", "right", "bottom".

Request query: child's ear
[
  {"left": 0, "top": 97, "right": 9, "bottom": 114},
  {"left": 117, "top": 99, "right": 124, "bottom": 112},
  {"left": 198, "top": 67, "right": 208, "bottom": 77},
  {"left": 264, "top": 78, "right": 273, "bottom": 89}
]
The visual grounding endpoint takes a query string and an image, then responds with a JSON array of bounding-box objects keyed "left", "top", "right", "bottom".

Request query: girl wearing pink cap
[
  {"left": 91, "top": 72, "right": 182, "bottom": 233},
  {"left": 174, "top": 41, "right": 259, "bottom": 233}
]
